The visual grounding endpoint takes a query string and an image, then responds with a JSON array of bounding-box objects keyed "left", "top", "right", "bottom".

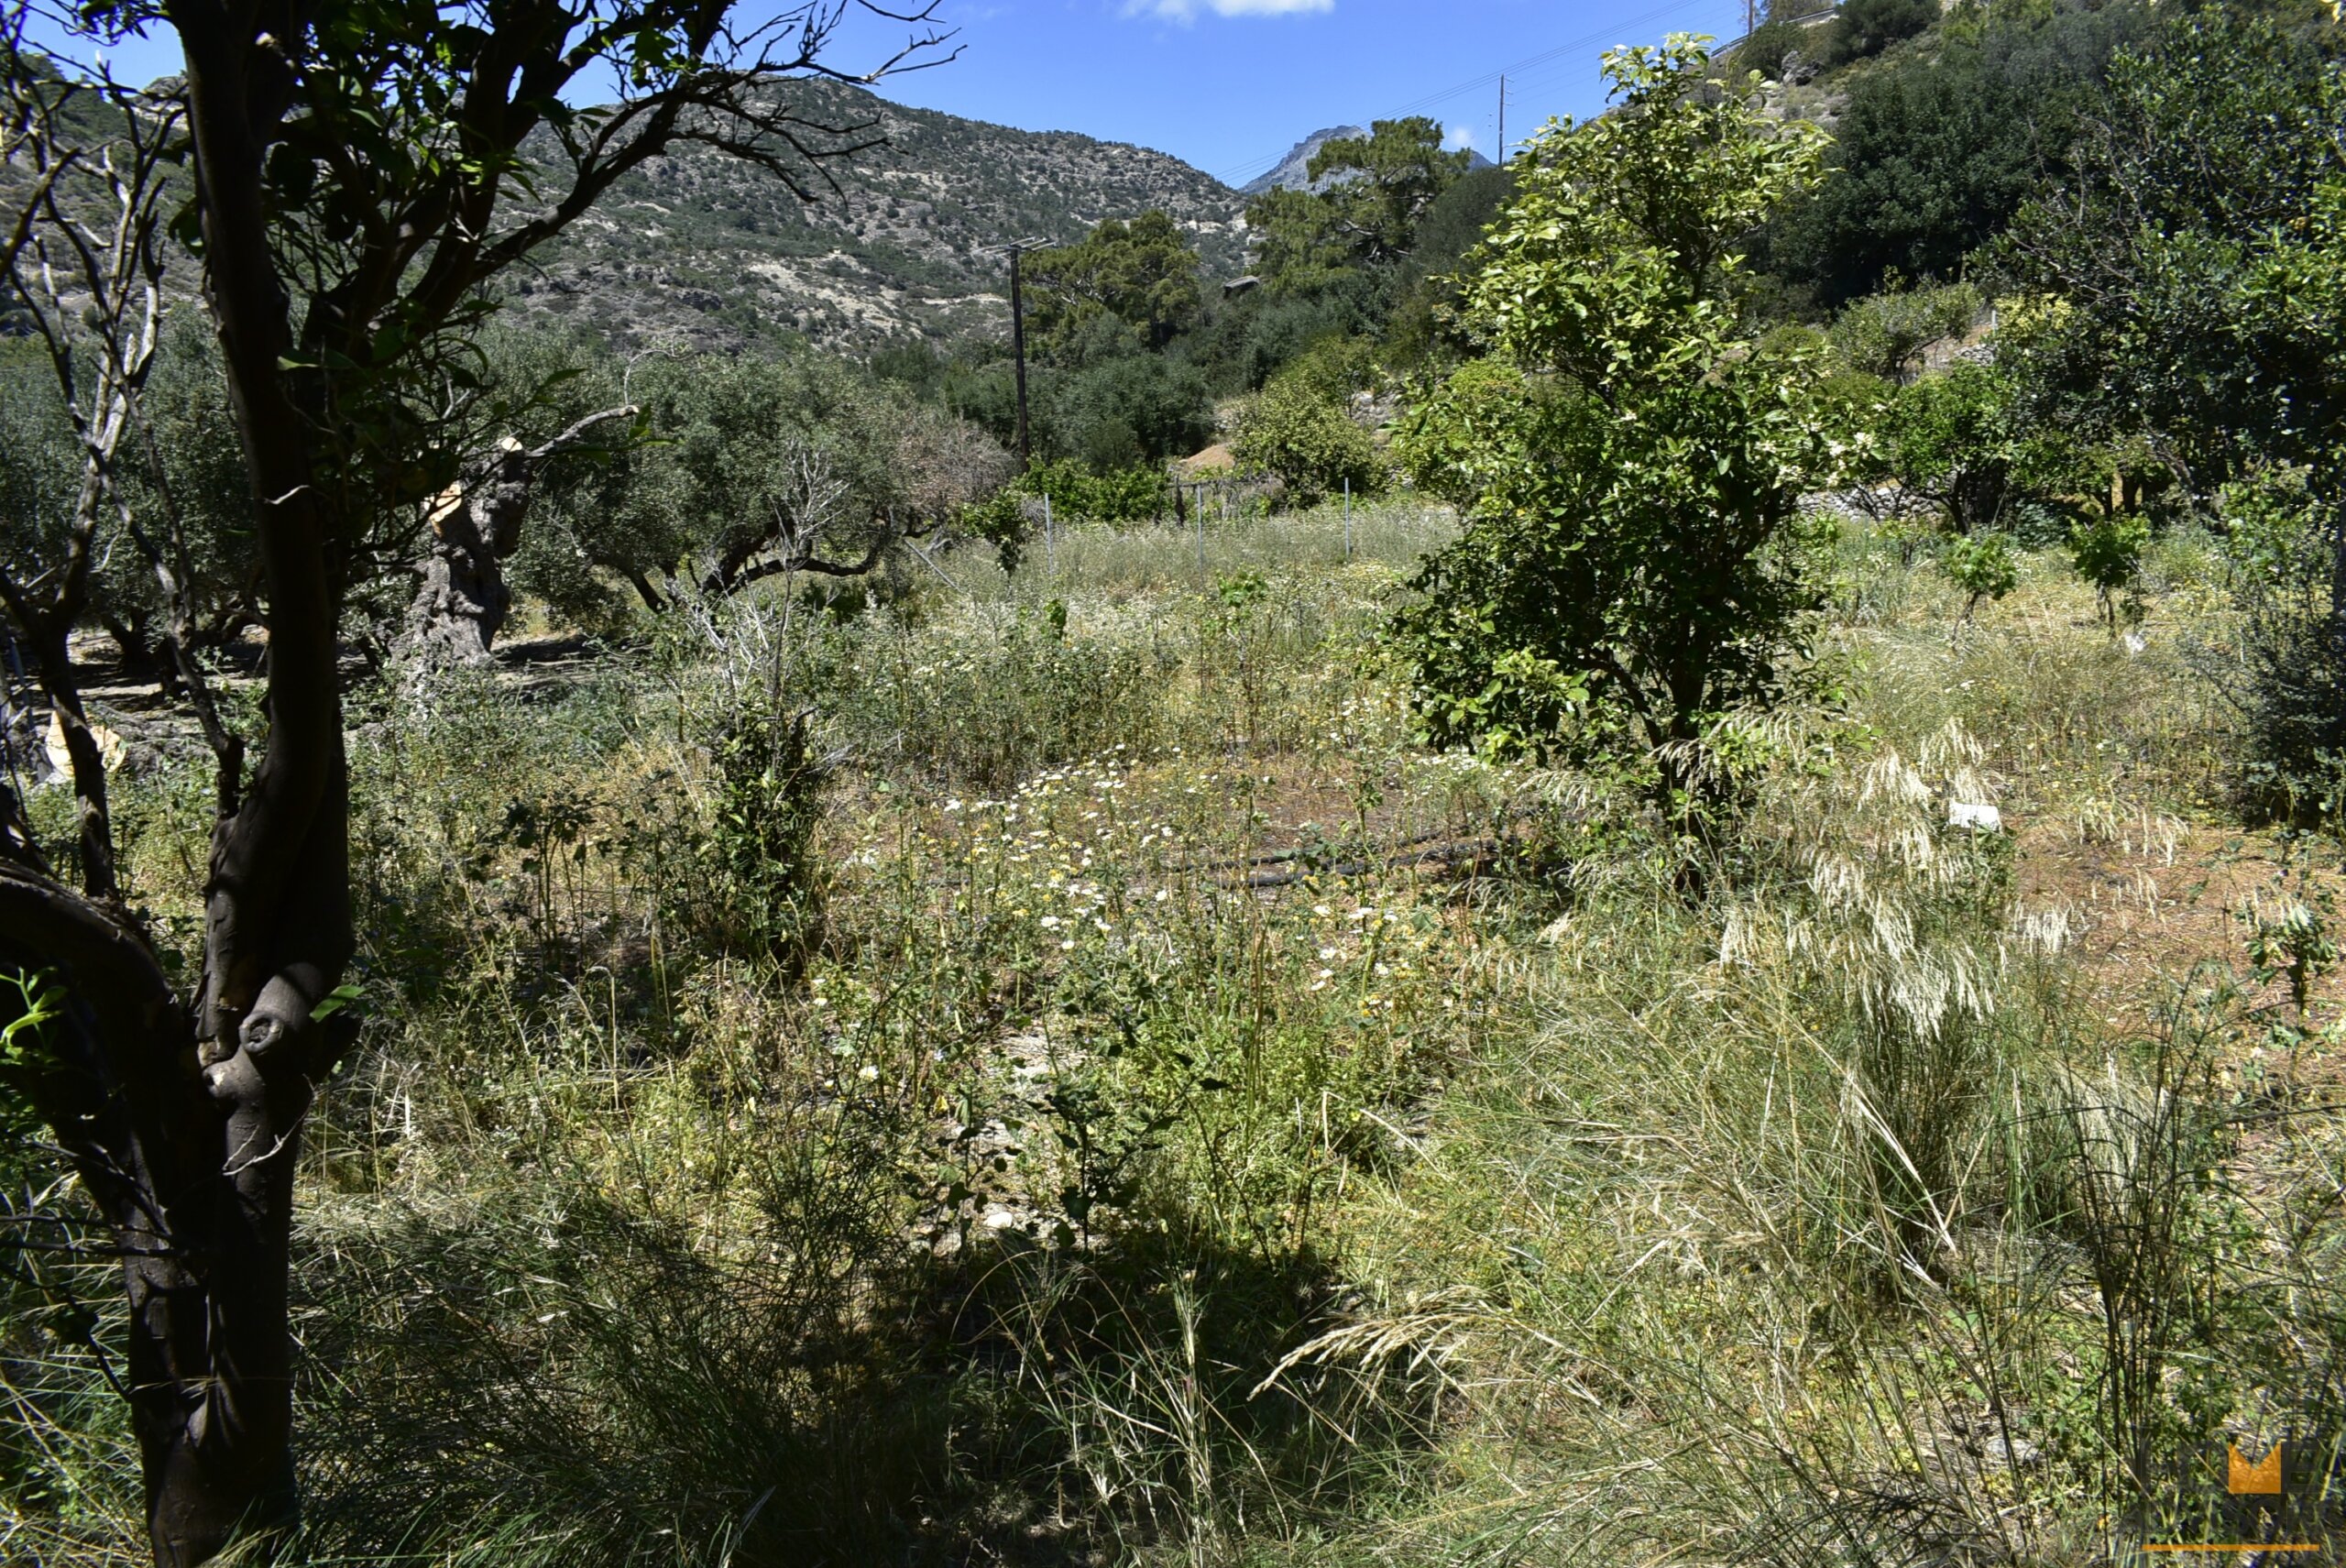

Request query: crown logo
[{"left": 2229, "top": 1441, "right": 2284, "bottom": 1497}]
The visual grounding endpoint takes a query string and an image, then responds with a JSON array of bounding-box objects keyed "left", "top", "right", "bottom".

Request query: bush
[
  {"left": 1823, "top": 0, "right": 1935, "bottom": 67},
  {"left": 1938, "top": 531, "right": 2018, "bottom": 621},
  {"left": 1016, "top": 458, "right": 1167, "bottom": 525},
  {"left": 1733, "top": 18, "right": 1810, "bottom": 82},
  {"left": 2208, "top": 467, "right": 2346, "bottom": 815},
  {"left": 1763, "top": 3, "right": 2144, "bottom": 304},
  {"left": 1229, "top": 378, "right": 1382, "bottom": 507},
  {"left": 1830, "top": 280, "right": 1981, "bottom": 381},
  {"left": 1270, "top": 334, "right": 1380, "bottom": 404},
  {"left": 2068, "top": 511, "right": 2151, "bottom": 630},
  {"left": 696, "top": 705, "right": 828, "bottom": 968},
  {"left": 1047, "top": 352, "right": 1214, "bottom": 465}
]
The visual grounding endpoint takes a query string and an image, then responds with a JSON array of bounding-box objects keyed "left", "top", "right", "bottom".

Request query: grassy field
[{"left": 5, "top": 500, "right": 2341, "bottom": 1566}]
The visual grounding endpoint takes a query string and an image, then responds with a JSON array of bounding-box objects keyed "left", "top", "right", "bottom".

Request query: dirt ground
[{"left": 2014, "top": 811, "right": 2346, "bottom": 1090}]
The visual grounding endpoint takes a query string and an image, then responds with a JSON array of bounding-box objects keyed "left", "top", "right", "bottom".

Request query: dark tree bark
[{"left": 404, "top": 410, "right": 635, "bottom": 663}]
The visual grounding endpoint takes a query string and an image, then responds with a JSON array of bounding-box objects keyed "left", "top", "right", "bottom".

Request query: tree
[
  {"left": 1871, "top": 362, "right": 2021, "bottom": 532},
  {"left": 1764, "top": 1, "right": 2147, "bottom": 307},
  {"left": 1993, "top": 7, "right": 2346, "bottom": 803},
  {"left": 1024, "top": 211, "right": 1203, "bottom": 355},
  {"left": 1240, "top": 183, "right": 1354, "bottom": 297},
  {"left": 2068, "top": 510, "right": 2150, "bottom": 630},
  {"left": 1241, "top": 117, "right": 1469, "bottom": 294},
  {"left": 513, "top": 347, "right": 1010, "bottom": 622},
  {"left": 0, "top": 41, "right": 195, "bottom": 910},
  {"left": 1230, "top": 372, "right": 1382, "bottom": 507},
  {"left": 1, "top": 315, "right": 277, "bottom": 688},
  {"left": 1303, "top": 117, "right": 1471, "bottom": 269},
  {"left": 1995, "top": 6, "right": 2344, "bottom": 488},
  {"left": 1939, "top": 531, "right": 2019, "bottom": 622},
  {"left": 402, "top": 406, "right": 639, "bottom": 663},
  {"left": 1386, "top": 35, "right": 1835, "bottom": 833},
  {"left": 1858, "top": 356, "right": 2163, "bottom": 543},
  {"left": 0, "top": 5, "right": 948, "bottom": 1563}
]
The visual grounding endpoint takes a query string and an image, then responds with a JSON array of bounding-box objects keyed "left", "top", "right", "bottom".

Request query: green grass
[{"left": 5, "top": 503, "right": 2341, "bottom": 1565}]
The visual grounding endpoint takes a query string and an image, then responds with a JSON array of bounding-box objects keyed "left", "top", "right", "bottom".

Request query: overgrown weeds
[{"left": 5, "top": 507, "right": 2343, "bottom": 1564}]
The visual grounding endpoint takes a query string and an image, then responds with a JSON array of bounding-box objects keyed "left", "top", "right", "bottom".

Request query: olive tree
[
  {"left": 511, "top": 347, "right": 1013, "bottom": 625},
  {"left": 1387, "top": 36, "right": 1835, "bottom": 834},
  {"left": 0, "top": 5, "right": 948, "bottom": 1563}
]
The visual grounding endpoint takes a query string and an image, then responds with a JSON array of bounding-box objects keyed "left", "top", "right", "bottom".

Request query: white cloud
[
  {"left": 1444, "top": 125, "right": 1476, "bottom": 151},
  {"left": 1134, "top": 0, "right": 1332, "bottom": 20}
]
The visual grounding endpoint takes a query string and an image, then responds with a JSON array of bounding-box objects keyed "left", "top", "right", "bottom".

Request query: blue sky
[
  {"left": 854, "top": 0, "right": 1754, "bottom": 182},
  {"left": 51, "top": 0, "right": 1754, "bottom": 188}
]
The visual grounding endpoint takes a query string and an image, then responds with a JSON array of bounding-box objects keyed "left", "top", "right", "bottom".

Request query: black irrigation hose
[{"left": 1233, "top": 835, "right": 1518, "bottom": 891}]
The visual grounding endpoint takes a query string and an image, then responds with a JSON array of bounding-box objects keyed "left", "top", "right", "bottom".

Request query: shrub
[
  {"left": 1764, "top": 3, "right": 2144, "bottom": 304},
  {"left": 697, "top": 705, "right": 828, "bottom": 968},
  {"left": 1016, "top": 458, "right": 1167, "bottom": 525},
  {"left": 1733, "top": 17, "right": 1809, "bottom": 82},
  {"left": 1271, "top": 334, "right": 1380, "bottom": 404},
  {"left": 1823, "top": 0, "right": 1936, "bottom": 68},
  {"left": 2205, "top": 466, "right": 2346, "bottom": 815},
  {"left": 1229, "top": 377, "right": 1382, "bottom": 507},
  {"left": 1389, "top": 356, "right": 1545, "bottom": 510},
  {"left": 1939, "top": 532, "right": 2019, "bottom": 621},
  {"left": 1830, "top": 280, "right": 1981, "bottom": 381},
  {"left": 1047, "top": 352, "right": 1214, "bottom": 465},
  {"left": 2068, "top": 511, "right": 2150, "bottom": 630}
]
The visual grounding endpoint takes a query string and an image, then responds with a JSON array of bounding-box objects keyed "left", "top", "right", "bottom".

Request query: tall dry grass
[{"left": 5, "top": 508, "right": 2341, "bottom": 1565}]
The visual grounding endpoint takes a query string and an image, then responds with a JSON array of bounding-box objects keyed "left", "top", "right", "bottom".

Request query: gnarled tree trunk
[
  {"left": 405, "top": 411, "right": 634, "bottom": 663},
  {"left": 405, "top": 436, "right": 530, "bottom": 663}
]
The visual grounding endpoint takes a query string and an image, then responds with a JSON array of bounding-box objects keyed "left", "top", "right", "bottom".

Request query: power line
[
  {"left": 1382, "top": 0, "right": 1720, "bottom": 119},
  {"left": 1210, "top": 0, "right": 1731, "bottom": 188}
]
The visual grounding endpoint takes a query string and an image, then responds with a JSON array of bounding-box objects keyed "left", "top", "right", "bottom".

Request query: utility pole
[
  {"left": 983, "top": 236, "right": 1052, "bottom": 470},
  {"left": 1009, "top": 247, "right": 1031, "bottom": 469},
  {"left": 1497, "top": 74, "right": 1505, "bottom": 164}
]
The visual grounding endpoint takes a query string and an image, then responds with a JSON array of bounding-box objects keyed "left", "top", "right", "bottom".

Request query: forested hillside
[
  {"left": 510, "top": 77, "right": 1248, "bottom": 351},
  {"left": 6, "top": 3, "right": 2346, "bottom": 1566}
]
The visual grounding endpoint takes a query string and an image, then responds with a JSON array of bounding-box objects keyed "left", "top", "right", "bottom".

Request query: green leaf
[{"left": 309, "top": 982, "right": 367, "bottom": 1023}]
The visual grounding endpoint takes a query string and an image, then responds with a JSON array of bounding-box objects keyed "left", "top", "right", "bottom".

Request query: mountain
[
  {"left": 509, "top": 78, "right": 1247, "bottom": 355},
  {"left": 1238, "top": 126, "right": 1366, "bottom": 196}
]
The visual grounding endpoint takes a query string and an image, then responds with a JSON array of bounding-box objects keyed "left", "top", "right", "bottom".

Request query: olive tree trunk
[{"left": 404, "top": 412, "right": 634, "bottom": 664}]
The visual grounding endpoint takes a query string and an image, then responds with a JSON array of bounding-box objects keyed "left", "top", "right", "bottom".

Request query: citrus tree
[
  {"left": 1387, "top": 35, "right": 1835, "bottom": 831},
  {"left": 1231, "top": 370, "right": 1382, "bottom": 506}
]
